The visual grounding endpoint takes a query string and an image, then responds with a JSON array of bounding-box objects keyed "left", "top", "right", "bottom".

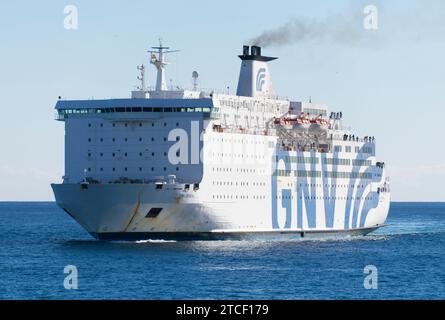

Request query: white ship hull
[{"left": 51, "top": 179, "right": 390, "bottom": 241}]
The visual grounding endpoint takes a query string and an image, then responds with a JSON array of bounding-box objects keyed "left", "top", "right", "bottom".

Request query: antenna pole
[
  {"left": 137, "top": 64, "right": 145, "bottom": 91},
  {"left": 148, "top": 39, "right": 180, "bottom": 92},
  {"left": 192, "top": 71, "right": 199, "bottom": 91}
]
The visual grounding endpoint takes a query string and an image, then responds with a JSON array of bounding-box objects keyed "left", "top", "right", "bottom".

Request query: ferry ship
[{"left": 51, "top": 43, "right": 390, "bottom": 240}]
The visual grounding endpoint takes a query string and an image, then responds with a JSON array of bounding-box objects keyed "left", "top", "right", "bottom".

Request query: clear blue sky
[{"left": 0, "top": 0, "right": 444, "bottom": 201}]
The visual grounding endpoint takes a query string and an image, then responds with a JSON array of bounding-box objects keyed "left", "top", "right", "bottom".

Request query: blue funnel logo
[{"left": 256, "top": 68, "right": 266, "bottom": 92}]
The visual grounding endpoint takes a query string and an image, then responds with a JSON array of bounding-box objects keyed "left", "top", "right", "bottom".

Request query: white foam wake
[{"left": 135, "top": 239, "right": 177, "bottom": 243}]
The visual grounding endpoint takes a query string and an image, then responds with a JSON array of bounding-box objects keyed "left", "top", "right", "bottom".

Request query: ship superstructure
[{"left": 52, "top": 44, "right": 390, "bottom": 240}]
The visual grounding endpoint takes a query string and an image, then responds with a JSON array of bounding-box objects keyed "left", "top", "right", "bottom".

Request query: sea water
[{"left": 0, "top": 202, "right": 443, "bottom": 299}]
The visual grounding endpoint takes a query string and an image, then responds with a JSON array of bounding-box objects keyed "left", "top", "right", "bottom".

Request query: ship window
[
  {"left": 125, "top": 138, "right": 128, "bottom": 142},
  {"left": 112, "top": 168, "right": 115, "bottom": 172},
  {"left": 124, "top": 168, "right": 127, "bottom": 171},
  {"left": 88, "top": 123, "right": 91, "bottom": 127},
  {"left": 176, "top": 167, "right": 179, "bottom": 171},
  {"left": 88, "top": 138, "right": 91, "bottom": 142},
  {"left": 139, "top": 168, "right": 142, "bottom": 172},
  {"left": 100, "top": 123, "right": 103, "bottom": 127},
  {"left": 100, "top": 168, "right": 103, "bottom": 172},
  {"left": 125, "top": 123, "right": 128, "bottom": 127},
  {"left": 152, "top": 123, "right": 155, "bottom": 127},
  {"left": 113, "top": 138, "right": 116, "bottom": 142},
  {"left": 176, "top": 122, "right": 179, "bottom": 127},
  {"left": 164, "top": 122, "right": 167, "bottom": 126},
  {"left": 151, "top": 138, "right": 154, "bottom": 142},
  {"left": 151, "top": 167, "right": 154, "bottom": 171},
  {"left": 143, "top": 107, "right": 152, "bottom": 112},
  {"left": 163, "top": 167, "right": 167, "bottom": 171},
  {"left": 124, "top": 153, "right": 128, "bottom": 157},
  {"left": 139, "top": 138, "right": 142, "bottom": 142},
  {"left": 153, "top": 108, "right": 161, "bottom": 112},
  {"left": 139, "top": 152, "right": 142, "bottom": 157}
]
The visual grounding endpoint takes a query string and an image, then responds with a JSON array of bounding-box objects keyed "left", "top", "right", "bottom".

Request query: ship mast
[
  {"left": 148, "top": 39, "right": 179, "bottom": 91},
  {"left": 136, "top": 64, "right": 145, "bottom": 91}
]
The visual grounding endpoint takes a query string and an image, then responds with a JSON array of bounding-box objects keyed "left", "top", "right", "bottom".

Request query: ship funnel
[{"left": 236, "top": 45, "right": 277, "bottom": 98}]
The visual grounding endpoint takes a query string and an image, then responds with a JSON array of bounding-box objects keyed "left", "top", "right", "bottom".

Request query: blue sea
[{"left": 0, "top": 202, "right": 443, "bottom": 300}]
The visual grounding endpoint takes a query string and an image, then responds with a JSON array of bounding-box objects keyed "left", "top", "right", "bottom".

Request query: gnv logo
[{"left": 256, "top": 68, "right": 266, "bottom": 92}]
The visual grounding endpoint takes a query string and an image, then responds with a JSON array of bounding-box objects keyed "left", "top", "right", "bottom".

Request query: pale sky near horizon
[{"left": 0, "top": 0, "right": 444, "bottom": 201}]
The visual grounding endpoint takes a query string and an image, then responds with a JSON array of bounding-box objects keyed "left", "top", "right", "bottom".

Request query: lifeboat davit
[
  {"left": 289, "top": 114, "right": 311, "bottom": 133},
  {"left": 309, "top": 116, "right": 329, "bottom": 134},
  {"left": 275, "top": 113, "right": 310, "bottom": 133}
]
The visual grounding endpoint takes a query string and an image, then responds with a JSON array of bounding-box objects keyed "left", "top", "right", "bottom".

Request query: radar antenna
[{"left": 192, "top": 71, "right": 199, "bottom": 91}]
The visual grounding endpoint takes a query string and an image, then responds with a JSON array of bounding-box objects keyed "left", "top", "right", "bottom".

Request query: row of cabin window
[
  {"left": 277, "top": 195, "right": 373, "bottom": 201},
  {"left": 284, "top": 183, "right": 368, "bottom": 189},
  {"left": 88, "top": 122, "right": 180, "bottom": 128},
  {"left": 334, "top": 145, "right": 373, "bottom": 154},
  {"left": 212, "top": 137, "right": 270, "bottom": 144},
  {"left": 274, "top": 169, "right": 373, "bottom": 179},
  {"left": 212, "top": 167, "right": 267, "bottom": 174},
  {"left": 87, "top": 136, "right": 177, "bottom": 143},
  {"left": 87, "top": 167, "right": 180, "bottom": 172},
  {"left": 212, "top": 153, "right": 266, "bottom": 159},
  {"left": 212, "top": 181, "right": 266, "bottom": 187},
  {"left": 213, "top": 195, "right": 266, "bottom": 200},
  {"left": 276, "top": 157, "right": 372, "bottom": 167},
  {"left": 87, "top": 151, "right": 172, "bottom": 158}
]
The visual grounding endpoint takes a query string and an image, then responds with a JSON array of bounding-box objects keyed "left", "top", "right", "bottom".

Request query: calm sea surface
[{"left": 0, "top": 202, "right": 443, "bottom": 299}]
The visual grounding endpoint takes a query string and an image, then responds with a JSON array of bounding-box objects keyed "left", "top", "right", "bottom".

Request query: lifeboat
[
  {"left": 274, "top": 113, "right": 310, "bottom": 132},
  {"left": 309, "top": 116, "right": 329, "bottom": 134},
  {"left": 292, "top": 113, "right": 311, "bottom": 133}
]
